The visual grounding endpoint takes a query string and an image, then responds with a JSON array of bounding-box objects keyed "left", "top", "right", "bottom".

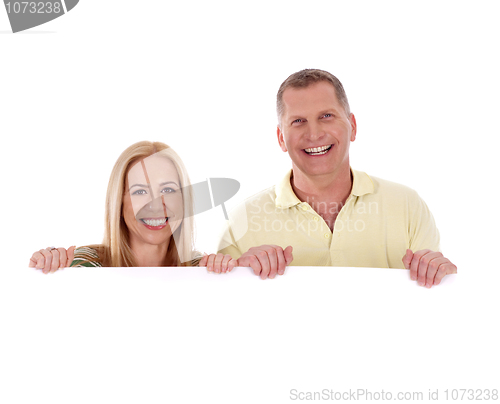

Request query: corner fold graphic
[
  {"left": 64, "top": 0, "right": 79, "bottom": 12},
  {"left": 188, "top": 178, "right": 240, "bottom": 220}
]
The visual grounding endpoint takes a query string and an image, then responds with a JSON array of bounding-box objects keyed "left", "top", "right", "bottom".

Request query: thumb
[
  {"left": 228, "top": 259, "right": 237, "bottom": 272},
  {"left": 236, "top": 255, "right": 250, "bottom": 267},
  {"left": 284, "top": 246, "right": 293, "bottom": 265},
  {"left": 199, "top": 253, "right": 209, "bottom": 267},
  {"left": 402, "top": 249, "right": 413, "bottom": 269},
  {"left": 67, "top": 246, "right": 76, "bottom": 267}
]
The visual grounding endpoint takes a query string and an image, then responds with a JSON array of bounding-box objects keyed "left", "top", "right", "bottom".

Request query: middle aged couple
[{"left": 29, "top": 68, "right": 457, "bottom": 288}]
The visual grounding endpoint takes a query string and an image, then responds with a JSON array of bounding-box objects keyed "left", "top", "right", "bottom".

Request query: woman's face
[{"left": 122, "top": 154, "right": 184, "bottom": 248}]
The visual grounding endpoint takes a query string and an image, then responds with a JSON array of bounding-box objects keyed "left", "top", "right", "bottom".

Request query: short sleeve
[
  {"left": 216, "top": 220, "right": 243, "bottom": 259},
  {"left": 408, "top": 193, "right": 441, "bottom": 252}
]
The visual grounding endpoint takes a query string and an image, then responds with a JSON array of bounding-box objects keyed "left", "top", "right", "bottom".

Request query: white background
[{"left": 1, "top": 1, "right": 499, "bottom": 402}]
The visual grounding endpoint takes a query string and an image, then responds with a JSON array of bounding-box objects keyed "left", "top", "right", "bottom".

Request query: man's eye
[
  {"left": 322, "top": 113, "right": 332, "bottom": 118},
  {"left": 292, "top": 119, "right": 303, "bottom": 124},
  {"left": 132, "top": 189, "right": 147, "bottom": 195}
]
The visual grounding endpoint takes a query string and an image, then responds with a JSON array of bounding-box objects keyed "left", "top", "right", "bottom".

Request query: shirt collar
[
  {"left": 275, "top": 168, "right": 374, "bottom": 208},
  {"left": 350, "top": 168, "right": 374, "bottom": 197},
  {"left": 275, "top": 170, "right": 301, "bottom": 209}
]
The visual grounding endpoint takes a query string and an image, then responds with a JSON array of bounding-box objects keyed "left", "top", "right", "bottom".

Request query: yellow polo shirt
[{"left": 217, "top": 169, "right": 440, "bottom": 268}]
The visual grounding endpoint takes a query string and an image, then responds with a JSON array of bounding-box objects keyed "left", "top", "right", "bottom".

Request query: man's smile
[{"left": 303, "top": 144, "right": 333, "bottom": 156}]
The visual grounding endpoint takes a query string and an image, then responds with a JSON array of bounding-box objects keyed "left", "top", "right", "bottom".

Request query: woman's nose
[{"left": 147, "top": 195, "right": 166, "bottom": 212}]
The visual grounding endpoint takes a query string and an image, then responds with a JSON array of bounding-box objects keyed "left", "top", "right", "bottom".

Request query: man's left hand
[{"left": 402, "top": 249, "right": 457, "bottom": 288}]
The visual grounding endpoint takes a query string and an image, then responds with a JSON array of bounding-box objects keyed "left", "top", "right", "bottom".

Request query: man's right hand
[
  {"left": 236, "top": 245, "right": 293, "bottom": 280},
  {"left": 29, "top": 246, "right": 75, "bottom": 274}
]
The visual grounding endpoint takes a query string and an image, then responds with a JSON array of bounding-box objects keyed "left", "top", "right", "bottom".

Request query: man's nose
[{"left": 305, "top": 121, "right": 324, "bottom": 141}]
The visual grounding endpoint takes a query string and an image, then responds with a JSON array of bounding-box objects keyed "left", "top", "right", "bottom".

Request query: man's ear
[
  {"left": 277, "top": 125, "right": 287, "bottom": 152},
  {"left": 349, "top": 113, "right": 357, "bottom": 142}
]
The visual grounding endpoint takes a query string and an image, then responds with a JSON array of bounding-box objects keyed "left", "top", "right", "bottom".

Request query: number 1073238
[{"left": 5, "top": 2, "right": 62, "bottom": 14}]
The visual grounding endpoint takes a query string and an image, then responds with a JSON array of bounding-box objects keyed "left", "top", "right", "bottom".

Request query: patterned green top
[
  {"left": 70, "top": 247, "right": 102, "bottom": 267},
  {"left": 69, "top": 246, "right": 202, "bottom": 267}
]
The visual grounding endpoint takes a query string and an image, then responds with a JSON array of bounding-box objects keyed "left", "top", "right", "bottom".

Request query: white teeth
[
  {"left": 142, "top": 218, "right": 167, "bottom": 227},
  {"left": 304, "top": 144, "right": 332, "bottom": 155}
]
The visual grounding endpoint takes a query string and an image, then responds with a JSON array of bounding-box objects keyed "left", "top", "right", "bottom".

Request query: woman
[{"left": 28, "top": 141, "right": 235, "bottom": 273}]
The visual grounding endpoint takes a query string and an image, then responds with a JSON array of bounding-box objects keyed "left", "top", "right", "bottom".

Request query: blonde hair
[{"left": 100, "top": 141, "right": 196, "bottom": 267}]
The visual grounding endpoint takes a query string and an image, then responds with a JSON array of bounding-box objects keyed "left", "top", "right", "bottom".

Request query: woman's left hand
[{"left": 199, "top": 253, "right": 236, "bottom": 274}]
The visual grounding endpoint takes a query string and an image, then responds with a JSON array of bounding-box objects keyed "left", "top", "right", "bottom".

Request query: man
[{"left": 216, "top": 69, "right": 457, "bottom": 287}]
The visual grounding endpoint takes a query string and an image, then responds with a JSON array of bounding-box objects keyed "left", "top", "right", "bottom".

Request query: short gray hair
[{"left": 276, "top": 69, "right": 351, "bottom": 126}]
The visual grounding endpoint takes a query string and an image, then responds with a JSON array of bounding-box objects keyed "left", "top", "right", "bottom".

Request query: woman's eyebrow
[
  {"left": 129, "top": 183, "right": 148, "bottom": 191},
  {"left": 129, "top": 181, "right": 179, "bottom": 191}
]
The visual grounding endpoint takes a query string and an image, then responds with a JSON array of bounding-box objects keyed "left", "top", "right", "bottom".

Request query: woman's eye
[
  {"left": 132, "top": 189, "right": 147, "bottom": 195},
  {"left": 162, "top": 187, "right": 176, "bottom": 194}
]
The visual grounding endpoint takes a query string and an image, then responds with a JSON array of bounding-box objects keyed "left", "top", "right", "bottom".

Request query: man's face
[{"left": 277, "top": 81, "right": 357, "bottom": 180}]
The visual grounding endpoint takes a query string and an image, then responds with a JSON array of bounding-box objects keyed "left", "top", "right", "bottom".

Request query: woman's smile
[{"left": 139, "top": 217, "right": 168, "bottom": 230}]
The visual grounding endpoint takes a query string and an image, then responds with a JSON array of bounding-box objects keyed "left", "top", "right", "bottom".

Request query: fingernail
[
  {"left": 418, "top": 281, "right": 424, "bottom": 286},
  {"left": 278, "top": 270, "right": 284, "bottom": 275},
  {"left": 411, "top": 276, "right": 416, "bottom": 281},
  {"left": 207, "top": 266, "right": 212, "bottom": 272}
]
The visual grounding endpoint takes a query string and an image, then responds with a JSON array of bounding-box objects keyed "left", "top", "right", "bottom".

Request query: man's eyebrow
[
  {"left": 288, "top": 109, "right": 338, "bottom": 120},
  {"left": 287, "top": 115, "right": 303, "bottom": 122}
]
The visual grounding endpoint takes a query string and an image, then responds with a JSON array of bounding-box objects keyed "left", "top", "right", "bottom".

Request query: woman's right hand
[
  {"left": 199, "top": 253, "right": 237, "bottom": 274},
  {"left": 29, "top": 246, "right": 76, "bottom": 274}
]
